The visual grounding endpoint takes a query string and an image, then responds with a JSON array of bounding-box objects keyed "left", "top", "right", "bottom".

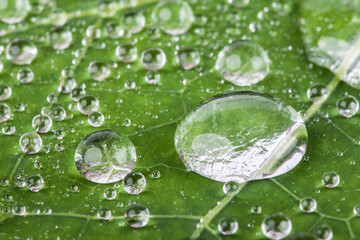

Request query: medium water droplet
[
  {"left": 115, "top": 43, "right": 137, "bottom": 63},
  {"left": 176, "top": 47, "right": 200, "bottom": 70},
  {"left": 218, "top": 217, "right": 238, "bottom": 235},
  {"left": 98, "top": 0, "right": 117, "bottom": 18},
  {"left": 71, "top": 86, "right": 86, "bottom": 101},
  {"left": 123, "top": 10, "right": 145, "bottom": 34},
  {"left": 123, "top": 172, "right": 146, "bottom": 195},
  {"left": 32, "top": 114, "right": 53, "bottom": 133},
  {"left": 0, "top": 84, "right": 12, "bottom": 101},
  {"left": 174, "top": 91, "right": 307, "bottom": 183},
  {"left": 50, "top": 9, "right": 67, "bottom": 26},
  {"left": 77, "top": 95, "right": 99, "bottom": 115},
  {"left": 6, "top": 39, "right": 37, "bottom": 65},
  {"left": 2, "top": 123, "right": 15, "bottom": 135},
  {"left": 104, "top": 187, "right": 117, "bottom": 200},
  {"left": 105, "top": 21, "right": 124, "bottom": 39},
  {"left": 75, "top": 130, "right": 136, "bottom": 183},
  {"left": 125, "top": 204, "right": 150, "bottom": 228},
  {"left": 307, "top": 83, "right": 328, "bottom": 102},
  {"left": 251, "top": 205, "right": 262, "bottom": 214},
  {"left": 69, "top": 184, "right": 78, "bottom": 193},
  {"left": 141, "top": 48, "right": 166, "bottom": 71},
  {"left": 0, "top": 0, "right": 30, "bottom": 24},
  {"left": 49, "top": 26, "right": 72, "bottom": 50},
  {"left": 336, "top": 95, "right": 359, "bottom": 118},
  {"left": 12, "top": 203, "right": 26, "bottom": 216},
  {"left": 88, "top": 61, "right": 110, "bottom": 81},
  {"left": 299, "top": 197, "right": 317, "bottom": 213},
  {"left": 354, "top": 204, "right": 360, "bottom": 216},
  {"left": 88, "top": 111, "right": 104, "bottom": 127},
  {"left": 261, "top": 212, "right": 292, "bottom": 240},
  {"left": 58, "top": 76, "right": 76, "bottom": 94},
  {"left": 313, "top": 224, "right": 333, "bottom": 240},
  {"left": 223, "top": 181, "right": 240, "bottom": 195},
  {"left": 19, "top": 132, "right": 42, "bottom": 154},
  {"left": 215, "top": 41, "right": 270, "bottom": 86},
  {"left": 227, "top": 0, "right": 249, "bottom": 7},
  {"left": 322, "top": 171, "right": 340, "bottom": 188},
  {"left": 47, "top": 93, "right": 58, "bottom": 104},
  {"left": 50, "top": 106, "right": 66, "bottom": 121},
  {"left": 152, "top": 0, "right": 194, "bottom": 35},
  {"left": 145, "top": 71, "right": 160, "bottom": 85},
  {"left": 54, "top": 129, "right": 65, "bottom": 139},
  {"left": 0, "top": 103, "right": 11, "bottom": 122},
  {"left": 26, "top": 174, "right": 44, "bottom": 192},
  {"left": 97, "top": 206, "right": 111, "bottom": 220},
  {"left": 17, "top": 68, "right": 34, "bottom": 83}
]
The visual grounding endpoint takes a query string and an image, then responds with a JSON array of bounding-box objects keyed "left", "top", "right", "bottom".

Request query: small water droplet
[
  {"left": 124, "top": 204, "right": 150, "bottom": 228},
  {"left": 97, "top": 206, "right": 111, "bottom": 220},
  {"left": 26, "top": 174, "right": 44, "bottom": 192},
  {"left": 12, "top": 203, "right": 26, "bottom": 216},
  {"left": 88, "top": 111, "right": 104, "bottom": 127},
  {"left": 251, "top": 205, "right": 262, "bottom": 214},
  {"left": 50, "top": 106, "right": 66, "bottom": 121},
  {"left": 313, "top": 224, "right": 333, "bottom": 240},
  {"left": 104, "top": 187, "right": 117, "bottom": 200},
  {"left": 19, "top": 132, "right": 42, "bottom": 154},
  {"left": 322, "top": 171, "right": 340, "bottom": 188},
  {"left": 32, "top": 114, "right": 53, "bottom": 133},
  {"left": 70, "top": 86, "right": 86, "bottom": 102},
  {"left": 123, "top": 172, "right": 146, "bottom": 195},
  {"left": 98, "top": 0, "right": 118, "bottom": 18},
  {"left": 299, "top": 197, "right": 317, "bottom": 213},
  {"left": 17, "top": 68, "right": 34, "bottom": 83},
  {"left": 2, "top": 123, "right": 15, "bottom": 135},
  {"left": 115, "top": 43, "right": 137, "bottom": 63},
  {"left": 336, "top": 95, "right": 359, "bottom": 118},
  {"left": 223, "top": 181, "right": 240, "bottom": 195},
  {"left": 105, "top": 21, "right": 124, "bottom": 39},
  {"left": 77, "top": 95, "right": 99, "bottom": 115},
  {"left": 145, "top": 71, "right": 160, "bottom": 85},
  {"left": 88, "top": 61, "right": 110, "bottom": 81},
  {"left": 141, "top": 48, "right": 166, "bottom": 71},
  {"left": 176, "top": 47, "right": 200, "bottom": 70},
  {"left": 218, "top": 216, "right": 238, "bottom": 235},
  {"left": 0, "top": 84, "right": 12, "bottom": 101},
  {"left": 0, "top": 103, "right": 11, "bottom": 122}
]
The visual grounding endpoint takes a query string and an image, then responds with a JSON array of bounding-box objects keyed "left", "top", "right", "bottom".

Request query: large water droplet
[
  {"left": 321, "top": 171, "right": 339, "bottom": 188},
  {"left": 122, "top": 10, "right": 145, "bottom": 34},
  {"left": 152, "top": 0, "right": 194, "bottom": 35},
  {"left": 104, "top": 187, "right": 117, "bottom": 200},
  {"left": 261, "top": 212, "right": 292, "bottom": 240},
  {"left": 0, "top": 0, "right": 30, "bottom": 24},
  {"left": 19, "top": 132, "right": 42, "bottom": 154},
  {"left": 307, "top": 83, "right": 328, "bottom": 102},
  {"left": 105, "top": 21, "right": 124, "bottom": 39},
  {"left": 141, "top": 48, "right": 166, "bottom": 71},
  {"left": 125, "top": 204, "right": 150, "bottom": 228},
  {"left": 174, "top": 91, "right": 307, "bottom": 183},
  {"left": 115, "top": 43, "right": 137, "bottom": 63},
  {"left": 123, "top": 172, "right": 146, "bottom": 195},
  {"left": 6, "top": 39, "right": 37, "bottom": 65},
  {"left": 218, "top": 217, "right": 238, "bottom": 235},
  {"left": 32, "top": 114, "right": 52, "bottom": 133},
  {"left": 12, "top": 203, "right": 26, "bottom": 216},
  {"left": 336, "top": 95, "right": 359, "bottom": 118},
  {"left": 97, "top": 206, "right": 111, "bottom": 220},
  {"left": 77, "top": 95, "right": 99, "bottom": 115},
  {"left": 299, "top": 197, "right": 317, "bottom": 213},
  {"left": 313, "top": 224, "right": 333, "bottom": 240},
  {"left": 26, "top": 174, "right": 44, "bottom": 192},
  {"left": 0, "top": 103, "right": 11, "bottom": 122},
  {"left": 75, "top": 130, "right": 136, "bottom": 183},
  {"left": 50, "top": 106, "right": 66, "bottom": 121},
  {"left": 215, "top": 41, "right": 270, "bottom": 86},
  {"left": 17, "top": 68, "right": 34, "bottom": 83},
  {"left": 88, "top": 111, "right": 104, "bottom": 127},
  {"left": 49, "top": 27, "right": 72, "bottom": 50}
]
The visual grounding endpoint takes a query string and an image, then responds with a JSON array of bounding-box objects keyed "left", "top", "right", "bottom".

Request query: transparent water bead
[
  {"left": 17, "top": 68, "right": 34, "bottom": 83},
  {"left": 215, "top": 41, "right": 271, "bottom": 86},
  {"left": 174, "top": 91, "right": 307, "bottom": 183},
  {"left": 354, "top": 204, "right": 360, "bottom": 216},
  {"left": 49, "top": 27, "right": 73, "bottom": 50},
  {"left": 322, "top": 171, "right": 340, "bottom": 188},
  {"left": 75, "top": 130, "right": 136, "bottom": 183},
  {"left": 50, "top": 106, "right": 66, "bottom": 121},
  {"left": 2, "top": 123, "right": 16, "bottom": 135},
  {"left": 122, "top": 10, "right": 145, "bottom": 34},
  {"left": 336, "top": 95, "right": 359, "bottom": 118},
  {"left": 123, "top": 172, "right": 146, "bottom": 195},
  {"left": 88, "top": 61, "right": 110, "bottom": 81},
  {"left": 299, "top": 197, "right": 317, "bottom": 213},
  {"left": 313, "top": 224, "right": 333, "bottom": 240},
  {"left": 88, "top": 111, "right": 104, "bottom": 127},
  {"left": 26, "top": 174, "right": 44, "bottom": 192},
  {"left": 6, "top": 39, "right": 38, "bottom": 65},
  {"left": 12, "top": 203, "right": 26, "bottom": 216},
  {"left": 0, "top": 103, "right": 11, "bottom": 122},
  {"left": 77, "top": 95, "right": 99, "bottom": 115},
  {"left": 125, "top": 204, "right": 150, "bottom": 228},
  {"left": 218, "top": 217, "right": 238, "bottom": 235},
  {"left": 19, "top": 132, "right": 42, "bottom": 154},
  {"left": 0, "top": 84, "right": 12, "bottom": 101},
  {"left": 105, "top": 21, "right": 124, "bottom": 39},
  {"left": 97, "top": 206, "right": 111, "bottom": 220},
  {"left": 176, "top": 47, "right": 200, "bottom": 70},
  {"left": 32, "top": 114, "right": 52, "bottom": 133},
  {"left": 50, "top": 8, "right": 67, "bottom": 26},
  {"left": 152, "top": 0, "right": 194, "bottom": 35},
  {"left": 228, "top": 0, "right": 249, "bottom": 8},
  {"left": 145, "top": 71, "right": 160, "bottom": 85},
  {"left": 58, "top": 76, "right": 76, "bottom": 94},
  {"left": 98, "top": 0, "right": 117, "bottom": 18},
  {"left": 104, "top": 187, "right": 117, "bottom": 200},
  {"left": 223, "top": 181, "right": 240, "bottom": 195},
  {"left": 0, "top": 0, "right": 31, "bottom": 24},
  {"left": 141, "top": 48, "right": 166, "bottom": 71},
  {"left": 307, "top": 83, "right": 328, "bottom": 102},
  {"left": 71, "top": 87, "right": 85, "bottom": 101},
  {"left": 261, "top": 212, "right": 292, "bottom": 240},
  {"left": 115, "top": 43, "right": 137, "bottom": 63}
]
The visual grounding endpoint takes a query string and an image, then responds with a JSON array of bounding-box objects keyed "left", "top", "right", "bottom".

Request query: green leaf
[{"left": 0, "top": 0, "right": 359, "bottom": 239}]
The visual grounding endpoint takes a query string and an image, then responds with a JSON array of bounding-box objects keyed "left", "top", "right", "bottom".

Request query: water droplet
[
  {"left": 322, "top": 171, "right": 340, "bottom": 188},
  {"left": 88, "top": 111, "right": 104, "bottom": 127},
  {"left": 6, "top": 39, "right": 37, "bottom": 65},
  {"left": 125, "top": 204, "right": 150, "bottom": 228},
  {"left": 215, "top": 41, "right": 270, "bottom": 86},
  {"left": 123, "top": 172, "right": 146, "bottom": 195},
  {"left": 174, "top": 91, "right": 307, "bottom": 182},
  {"left": 98, "top": 0, "right": 117, "bottom": 18},
  {"left": 50, "top": 106, "right": 66, "bottom": 121},
  {"left": 299, "top": 197, "right": 317, "bottom": 213},
  {"left": 217, "top": 216, "right": 238, "bottom": 235},
  {"left": 354, "top": 204, "right": 360, "bottom": 216},
  {"left": 47, "top": 93, "right": 58, "bottom": 104},
  {"left": 17, "top": 68, "right": 34, "bottom": 83},
  {"left": 313, "top": 224, "right": 333, "bottom": 240},
  {"left": 336, "top": 95, "right": 359, "bottom": 118},
  {"left": 141, "top": 48, "right": 166, "bottom": 71},
  {"left": 32, "top": 114, "right": 52, "bottom": 133},
  {"left": 71, "top": 86, "right": 86, "bottom": 101},
  {"left": 288, "top": 233, "right": 317, "bottom": 240},
  {"left": 261, "top": 212, "right": 292, "bottom": 240},
  {"left": 151, "top": 170, "right": 160, "bottom": 179},
  {"left": 50, "top": 9, "right": 67, "bottom": 26},
  {"left": 26, "top": 174, "right": 44, "bottom": 192},
  {"left": 15, "top": 103, "right": 26, "bottom": 112},
  {"left": 69, "top": 184, "right": 78, "bottom": 193},
  {"left": 97, "top": 206, "right": 111, "bottom": 220},
  {"left": 307, "top": 83, "right": 328, "bottom": 102},
  {"left": 145, "top": 71, "right": 160, "bottom": 85},
  {"left": 152, "top": 0, "right": 194, "bottom": 35},
  {"left": 124, "top": 80, "right": 136, "bottom": 89},
  {"left": 176, "top": 47, "right": 200, "bottom": 70},
  {"left": 20, "top": 132, "right": 42, "bottom": 154},
  {"left": 77, "top": 95, "right": 99, "bottom": 115},
  {"left": 123, "top": 10, "right": 145, "bottom": 33},
  {"left": 0, "top": 84, "right": 12, "bottom": 100},
  {"left": 115, "top": 43, "right": 137, "bottom": 63},
  {"left": 75, "top": 130, "right": 136, "bottom": 183},
  {"left": 0, "top": 0, "right": 30, "bottom": 24},
  {"left": 223, "top": 181, "right": 240, "bottom": 195},
  {"left": 227, "top": 0, "right": 249, "bottom": 7},
  {"left": 12, "top": 203, "right": 26, "bottom": 216},
  {"left": 123, "top": 118, "right": 131, "bottom": 127},
  {"left": 49, "top": 26, "right": 72, "bottom": 50},
  {"left": 88, "top": 61, "right": 110, "bottom": 81},
  {"left": 104, "top": 187, "right": 117, "bottom": 200},
  {"left": 54, "top": 129, "right": 65, "bottom": 139},
  {"left": 2, "top": 123, "right": 15, "bottom": 135},
  {"left": 251, "top": 205, "right": 262, "bottom": 214},
  {"left": 105, "top": 21, "right": 124, "bottom": 39},
  {"left": 58, "top": 76, "right": 76, "bottom": 94},
  {"left": 61, "top": 66, "right": 74, "bottom": 77},
  {"left": 0, "top": 103, "right": 11, "bottom": 122}
]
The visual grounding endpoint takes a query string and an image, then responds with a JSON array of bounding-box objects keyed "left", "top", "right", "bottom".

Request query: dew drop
[
  {"left": 223, "top": 181, "right": 240, "bottom": 195},
  {"left": 12, "top": 203, "right": 26, "bottom": 216},
  {"left": 50, "top": 106, "right": 66, "bottom": 121},
  {"left": 336, "top": 95, "right": 359, "bottom": 118},
  {"left": 124, "top": 204, "right": 150, "bottom": 228},
  {"left": 70, "top": 86, "right": 86, "bottom": 101},
  {"left": 105, "top": 21, "right": 124, "bottom": 39},
  {"left": 98, "top": 0, "right": 117, "bottom": 18},
  {"left": 174, "top": 91, "right": 307, "bottom": 183},
  {"left": 227, "top": 0, "right": 249, "bottom": 7},
  {"left": 123, "top": 118, "right": 131, "bottom": 127},
  {"left": 215, "top": 41, "right": 270, "bottom": 86},
  {"left": 322, "top": 171, "right": 340, "bottom": 188},
  {"left": 299, "top": 197, "right": 317, "bottom": 213},
  {"left": 88, "top": 61, "right": 110, "bottom": 81},
  {"left": 124, "top": 80, "right": 136, "bottom": 89},
  {"left": 145, "top": 71, "right": 160, "bottom": 85},
  {"left": 26, "top": 174, "right": 44, "bottom": 192},
  {"left": 218, "top": 217, "right": 238, "bottom": 235},
  {"left": 88, "top": 111, "right": 104, "bottom": 127},
  {"left": 50, "top": 9, "right": 67, "bottom": 26},
  {"left": 141, "top": 48, "right": 166, "bottom": 71},
  {"left": 47, "top": 93, "right": 58, "bottom": 104},
  {"left": 176, "top": 47, "right": 200, "bottom": 70},
  {"left": 49, "top": 26, "right": 72, "bottom": 50},
  {"left": 54, "top": 129, "right": 65, "bottom": 139},
  {"left": 69, "top": 184, "right": 78, "bottom": 193},
  {"left": 313, "top": 224, "right": 333, "bottom": 240},
  {"left": 122, "top": 10, "right": 145, "bottom": 34},
  {"left": 32, "top": 114, "right": 52, "bottom": 133},
  {"left": 104, "top": 187, "right": 117, "bottom": 200},
  {"left": 75, "top": 130, "right": 136, "bottom": 183},
  {"left": 58, "top": 76, "right": 76, "bottom": 94},
  {"left": 151, "top": 170, "right": 160, "bottom": 179},
  {"left": 17, "top": 68, "right": 34, "bottom": 83},
  {"left": 0, "top": 84, "right": 12, "bottom": 101},
  {"left": 0, "top": 103, "right": 11, "bottom": 122},
  {"left": 97, "top": 206, "right": 111, "bottom": 220},
  {"left": 261, "top": 212, "right": 292, "bottom": 240},
  {"left": 0, "top": 0, "right": 30, "bottom": 24},
  {"left": 2, "top": 123, "right": 15, "bottom": 135},
  {"left": 77, "top": 95, "right": 99, "bottom": 115},
  {"left": 6, "top": 39, "right": 37, "bottom": 65},
  {"left": 123, "top": 172, "right": 146, "bottom": 195},
  {"left": 307, "top": 83, "right": 328, "bottom": 102},
  {"left": 15, "top": 103, "right": 26, "bottom": 112},
  {"left": 152, "top": 0, "right": 194, "bottom": 35},
  {"left": 354, "top": 204, "right": 360, "bottom": 216},
  {"left": 251, "top": 205, "right": 262, "bottom": 214},
  {"left": 115, "top": 43, "right": 137, "bottom": 63}
]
